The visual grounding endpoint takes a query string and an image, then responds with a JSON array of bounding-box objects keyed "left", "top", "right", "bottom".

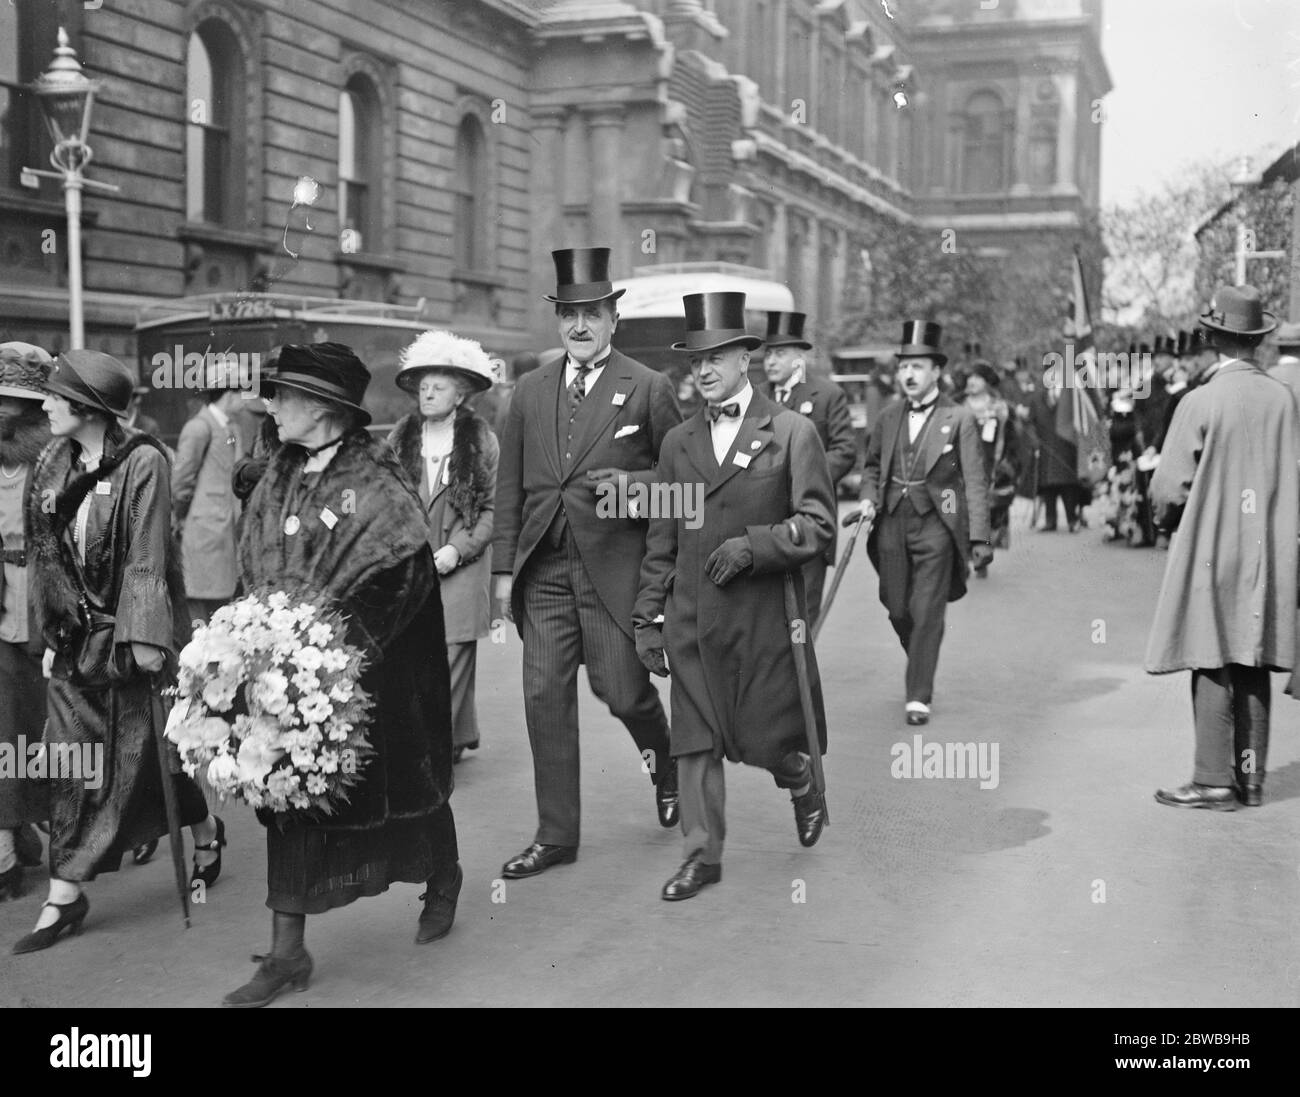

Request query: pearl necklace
[{"left": 0, "top": 463, "right": 21, "bottom": 479}]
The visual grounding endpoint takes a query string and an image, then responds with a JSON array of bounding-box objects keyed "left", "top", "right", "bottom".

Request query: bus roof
[
  {"left": 612, "top": 269, "right": 795, "bottom": 320},
  {"left": 134, "top": 293, "right": 432, "bottom": 332}
]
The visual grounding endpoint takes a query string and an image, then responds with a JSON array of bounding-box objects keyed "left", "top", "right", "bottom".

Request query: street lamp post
[{"left": 23, "top": 27, "right": 119, "bottom": 350}]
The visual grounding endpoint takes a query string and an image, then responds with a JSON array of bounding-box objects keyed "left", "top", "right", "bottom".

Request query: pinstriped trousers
[{"left": 520, "top": 531, "right": 671, "bottom": 847}]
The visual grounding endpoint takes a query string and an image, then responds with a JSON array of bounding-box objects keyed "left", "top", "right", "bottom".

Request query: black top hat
[
  {"left": 1199, "top": 284, "right": 1277, "bottom": 337},
  {"left": 543, "top": 247, "right": 627, "bottom": 305},
  {"left": 1138, "top": 342, "right": 1152, "bottom": 357},
  {"left": 263, "top": 342, "right": 372, "bottom": 426},
  {"left": 764, "top": 311, "right": 812, "bottom": 350},
  {"left": 896, "top": 321, "right": 947, "bottom": 366},
  {"left": 1175, "top": 330, "right": 1192, "bottom": 357},
  {"left": 672, "top": 293, "right": 763, "bottom": 353},
  {"left": 44, "top": 350, "right": 134, "bottom": 418}
]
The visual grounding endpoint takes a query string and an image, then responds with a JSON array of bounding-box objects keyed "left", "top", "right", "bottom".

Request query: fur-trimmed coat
[
  {"left": 239, "top": 430, "right": 452, "bottom": 829},
  {"left": 387, "top": 408, "right": 498, "bottom": 643}
]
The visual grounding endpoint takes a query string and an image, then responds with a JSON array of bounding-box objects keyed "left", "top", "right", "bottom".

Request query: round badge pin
[{"left": 284, "top": 515, "right": 301, "bottom": 535}]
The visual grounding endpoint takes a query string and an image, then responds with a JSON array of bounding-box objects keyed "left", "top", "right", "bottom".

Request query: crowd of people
[{"left": 1, "top": 248, "right": 1297, "bottom": 1006}]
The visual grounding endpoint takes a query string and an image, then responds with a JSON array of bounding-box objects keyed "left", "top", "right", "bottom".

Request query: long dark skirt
[
  {"left": 45, "top": 674, "right": 208, "bottom": 882},
  {"left": 0, "top": 641, "right": 48, "bottom": 828},
  {"left": 266, "top": 802, "right": 458, "bottom": 916}
]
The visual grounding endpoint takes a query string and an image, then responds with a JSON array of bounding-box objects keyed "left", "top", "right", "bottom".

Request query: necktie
[
  {"left": 707, "top": 402, "right": 741, "bottom": 422},
  {"left": 777, "top": 387, "right": 791, "bottom": 405},
  {"left": 569, "top": 363, "right": 591, "bottom": 409},
  {"left": 909, "top": 400, "right": 933, "bottom": 413}
]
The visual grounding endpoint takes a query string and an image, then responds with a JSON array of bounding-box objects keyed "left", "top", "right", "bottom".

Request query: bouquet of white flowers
[{"left": 165, "top": 589, "right": 374, "bottom": 818}]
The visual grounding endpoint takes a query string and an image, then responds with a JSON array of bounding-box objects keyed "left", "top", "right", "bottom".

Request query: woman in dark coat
[
  {"left": 15, "top": 351, "right": 223, "bottom": 954},
  {"left": 225, "top": 342, "right": 459, "bottom": 1008},
  {"left": 387, "top": 331, "right": 498, "bottom": 762},
  {"left": 962, "top": 362, "right": 1017, "bottom": 565}
]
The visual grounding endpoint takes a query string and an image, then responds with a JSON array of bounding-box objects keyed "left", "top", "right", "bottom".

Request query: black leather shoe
[
  {"left": 416, "top": 863, "right": 463, "bottom": 944},
  {"left": 905, "top": 704, "right": 929, "bottom": 726},
  {"left": 222, "top": 950, "right": 313, "bottom": 1008},
  {"left": 1238, "top": 785, "right": 1263, "bottom": 807},
  {"left": 12, "top": 892, "right": 89, "bottom": 954},
  {"left": 453, "top": 741, "right": 479, "bottom": 764},
  {"left": 1154, "top": 783, "right": 1237, "bottom": 811},
  {"left": 793, "top": 790, "right": 826, "bottom": 847},
  {"left": 655, "top": 759, "right": 679, "bottom": 829},
  {"left": 661, "top": 853, "right": 721, "bottom": 901},
  {"left": 191, "top": 816, "right": 226, "bottom": 889},
  {"left": 501, "top": 843, "right": 577, "bottom": 879},
  {"left": 132, "top": 839, "right": 157, "bottom": 865}
]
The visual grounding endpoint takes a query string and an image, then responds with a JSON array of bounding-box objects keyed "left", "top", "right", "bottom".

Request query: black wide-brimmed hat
[
  {"left": 763, "top": 311, "right": 812, "bottom": 350},
  {"left": 543, "top": 247, "right": 626, "bottom": 305},
  {"left": 44, "top": 350, "right": 134, "bottom": 418},
  {"left": 0, "top": 341, "right": 53, "bottom": 401},
  {"left": 895, "top": 321, "right": 947, "bottom": 366},
  {"left": 1199, "top": 284, "right": 1277, "bottom": 337},
  {"left": 263, "top": 342, "right": 372, "bottom": 426},
  {"left": 968, "top": 360, "right": 999, "bottom": 389},
  {"left": 672, "top": 292, "right": 763, "bottom": 353}
]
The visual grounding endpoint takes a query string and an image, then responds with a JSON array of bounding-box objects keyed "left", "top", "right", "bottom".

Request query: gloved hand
[
  {"left": 970, "top": 542, "right": 994, "bottom": 570},
  {"left": 635, "top": 624, "right": 669, "bottom": 677},
  {"left": 705, "top": 536, "right": 753, "bottom": 586}
]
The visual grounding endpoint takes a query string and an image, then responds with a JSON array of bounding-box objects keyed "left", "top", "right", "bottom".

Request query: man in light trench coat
[{"left": 1145, "top": 285, "right": 1300, "bottom": 810}]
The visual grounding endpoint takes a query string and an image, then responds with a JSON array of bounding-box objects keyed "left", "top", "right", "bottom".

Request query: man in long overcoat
[
  {"left": 634, "top": 292, "right": 836, "bottom": 901},
  {"left": 859, "top": 322, "right": 991, "bottom": 727},
  {"left": 492, "top": 247, "right": 682, "bottom": 879},
  {"left": 1146, "top": 286, "right": 1300, "bottom": 810},
  {"left": 762, "top": 310, "right": 856, "bottom": 628}
]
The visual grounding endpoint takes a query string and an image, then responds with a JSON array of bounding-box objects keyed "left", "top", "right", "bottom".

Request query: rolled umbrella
[
  {"left": 783, "top": 572, "right": 828, "bottom": 824},
  {"left": 148, "top": 678, "right": 191, "bottom": 929}
]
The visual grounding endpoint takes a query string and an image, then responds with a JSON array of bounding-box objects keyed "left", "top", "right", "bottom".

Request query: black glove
[
  {"left": 970, "top": 542, "right": 994, "bottom": 569},
  {"left": 635, "top": 624, "right": 669, "bottom": 677},
  {"left": 705, "top": 536, "right": 753, "bottom": 586}
]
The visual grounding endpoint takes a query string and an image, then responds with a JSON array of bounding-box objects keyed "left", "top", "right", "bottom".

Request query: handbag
[{"left": 62, "top": 541, "right": 136, "bottom": 691}]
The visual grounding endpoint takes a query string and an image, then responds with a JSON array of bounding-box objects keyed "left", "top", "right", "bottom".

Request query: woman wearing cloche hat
[{"left": 387, "top": 330, "right": 499, "bottom": 765}]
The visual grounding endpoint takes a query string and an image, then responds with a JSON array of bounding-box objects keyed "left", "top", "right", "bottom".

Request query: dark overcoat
[
  {"left": 1026, "top": 389, "right": 1080, "bottom": 489},
  {"left": 634, "top": 392, "right": 835, "bottom": 766},
  {"left": 239, "top": 431, "right": 452, "bottom": 829},
  {"left": 860, "top": 395, "right": 990, "bottom": 603},
  {"left": 493, "top": 347, "right": 681, "bottom": 639}
]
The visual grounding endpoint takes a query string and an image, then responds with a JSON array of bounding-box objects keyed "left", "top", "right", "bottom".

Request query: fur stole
[
  {"left": 388, "top": 406, "right": 495, "bottom": 527},
  {"left": 0, "top": 412, "right": 50, "bottom": 468}
]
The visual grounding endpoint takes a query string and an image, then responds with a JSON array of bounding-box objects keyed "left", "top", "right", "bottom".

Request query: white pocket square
[
  {"left": 614, "top": 424, "right": 640, "bottom": 439},
  {"left": 941, "top": 443, "right": 954, "bottom": 454}
]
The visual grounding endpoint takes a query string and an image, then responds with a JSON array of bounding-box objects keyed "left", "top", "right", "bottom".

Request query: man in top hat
[
  {"left": 172, "top": 362, "right": 248, "bottom": 625},
  {"left": 1146, "top": 285, "right": 1300, "bottom": 809},
  {"left": 1267, "top": 319, "right": 1300, "bottom": 401},
  {"left": 634, "top": 292, "right": 835, "bottom": 900},
  {"left": 858, "top": 321, "right": 991, "bottom": 727},
  {"left": 0, "top": 343, "right": 53, "bottom": 900},
  {"left": 493, "top": 246, "right": 682, "bottom": 880},
  {"left": 762, "top": 311, "right": 855, "bottom": 628}
]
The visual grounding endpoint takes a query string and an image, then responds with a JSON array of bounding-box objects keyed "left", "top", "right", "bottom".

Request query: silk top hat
[
  {"left": 764, "top": 311, "right": 812, "bottom": 350},
  {"left": 45, "top": 350, "right": 134, "bottom": 418},
  {"left": 672, "top": 292, "right": 763, "bottom": 353},
  {"left": 543, "top": 247, "right": 626, "bottom": 305},
  {"left": 396, "top": 329, "right": 496, "bottom": 394},
  {"left": 1153, "top": 335, "right": 1176, "bottom": 357},
  {"left": 1199, "top": 284, "right": 1277, "bottom": 336},
  {"left": 263, "top": 342, "right": 372, "bottom": 426},
  {"left": 895, "top": 321, "right": 947, "bottom": 366},
  {"left": 1175, "top": 330, "right": 1191, "bottom": 357},
  {"left": 1274, "top": 320, "right": 1300, "bottom": 349},
  {"left": 0, "top": 341, "right": 53, "bottom": 401}
]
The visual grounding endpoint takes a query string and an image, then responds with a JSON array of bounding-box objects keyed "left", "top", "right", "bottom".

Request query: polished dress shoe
[
  {"left": 132, "top": 839, "right": 157, "bottom": 865},
  {"left": 656, "top": 759, "right": 680, "bottom": 829},
  {"left": 12, "top": 892, "right": 89, "bottom": 954},
  {"left": 416, "top": 863, "right": 463, "bottom": 944},
  {"left": 905, "top": 702, "right": 930, "bottom": 727},
  {"left": 222, "top": 950, "right": 313, "bottom": 1008},
  {"left": 792, "top": 790, "right": 826, "bottom": 847},
  {"left": 453, "top": 740, "right": 479, "bottom": 764},
  {"left": 661, "top": 853, "right": 721, "bottom": 901},
  {"left": 191, "top": 816, "right": 226, "bottom": 889},
  {"left": 500, "top": 842, "right": 577, "bottom": 879},
  {"left": 1238, "top": 785, "right": 1263, "bottom": 807},
  {"left": 1154, "top": 782, "right": 1237, "bottom": 811}
]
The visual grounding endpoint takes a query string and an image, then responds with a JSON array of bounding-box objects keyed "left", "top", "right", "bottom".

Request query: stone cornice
[{"left": 752, "top": 131, "right": 912, "bottom": 223}]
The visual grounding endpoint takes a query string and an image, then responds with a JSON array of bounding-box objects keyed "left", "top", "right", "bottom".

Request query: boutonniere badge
[
  {"left": 733, "top": 453, "right": 752, "bottom": 468},
  {"left": 320, "top": 507, "right": 339, "bottom": 530},
  {"left": 799, "top": 401, "right": 814, "bottom": 415},
  {"left": 611, "top": 392, "right": 627, "bottom": 406},
  {"left": 940, "top": 424, "right": 951, "bottom": 434}
]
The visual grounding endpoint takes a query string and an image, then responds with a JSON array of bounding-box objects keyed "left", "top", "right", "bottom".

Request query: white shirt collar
[
  {"left": 909, "top": 387, "right": 940, "bottom": 412},
  {"left": 709, "top": 380, "right": 754, "bottom": 422},
  {"left": 302, "top": 439, "right": 343, "bottom": 474},
  {"left": 775, "top": 363, "right": 805, "bottom": 397}
]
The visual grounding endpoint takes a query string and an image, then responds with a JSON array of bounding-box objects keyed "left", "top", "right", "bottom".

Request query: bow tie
[
  {"left": 909, "top": 399, "right": 937, "bottom": 414},
  {"left": 707, "top": 402, "right": 741, "bottom": 422}
]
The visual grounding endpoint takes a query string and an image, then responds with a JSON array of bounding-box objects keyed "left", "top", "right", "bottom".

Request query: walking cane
[
  {"left": 783, "top": 570, "right": 829, "bottom": 825},
  {"left": 149, "top": 677, "right": 191, "bottom": 929},
  {"left": 811, "top": 510, "right": 873, "bottom": 645}
]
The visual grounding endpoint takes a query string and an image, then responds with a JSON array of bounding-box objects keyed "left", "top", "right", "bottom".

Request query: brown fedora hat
[{"left": 1199, "top": 284, "right": 1277, "bottom": 337}]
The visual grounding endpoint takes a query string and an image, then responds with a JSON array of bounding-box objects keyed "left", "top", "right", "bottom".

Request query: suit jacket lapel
[
  {"left": 920, "top": 401, "right": 956, "bottom": 477},
  {"left": 680, "top": 411, "right": 718, "bottom": 481},
  {"left": 880, "top": 399, "right": 905, "bottom": 486},
  {"left": 535, "top": 356, "right": 565, "bottom": 479},
  {"left": 707, "top": 393, "right": 775, "bottom": 498},
  {"left": 565, "top": 352, "right": 635, "bottom": 476}
]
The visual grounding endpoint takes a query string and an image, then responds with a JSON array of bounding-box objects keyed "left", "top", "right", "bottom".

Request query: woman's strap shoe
[
  {"left": 12, "top": 893, "right": 89, "bottom": 954},
  {"left": 416, "top": 863, "right": 464, "bottom": 944},
  {"left": 191, "top": 816, "right": 226, "bottom": 888},
  {"left": 222, "top": 950, "right": 313, "bottom": 1008}
]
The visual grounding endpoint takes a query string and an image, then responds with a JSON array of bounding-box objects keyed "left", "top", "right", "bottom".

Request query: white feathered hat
[{"left": 395, "top": 330, "right": 497, "bottom": 394}]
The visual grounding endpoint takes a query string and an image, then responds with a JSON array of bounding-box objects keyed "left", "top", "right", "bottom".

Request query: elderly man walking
[{"left": 1146, "top": 285, "right": 1300, "bottom": 810}]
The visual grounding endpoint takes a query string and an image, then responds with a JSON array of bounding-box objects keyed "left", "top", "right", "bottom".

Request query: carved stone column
[
  {"left": 1053, "top": 70, "right": 1078, "bottom": 192},
  {"left": 585, "top": 106, "right": 627, "bottom": 258},
  {"left": 529, "top": 107, "right": 568, "bottom": 342}
]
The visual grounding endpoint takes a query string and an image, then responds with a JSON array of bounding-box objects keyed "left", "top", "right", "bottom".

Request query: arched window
[
  {"left": 186, "top": 20, "right": 244, "bottom": 224},
  {"left": 339, "top": 75, "right": 380, "bottom": 253},
  {"left": 453, "top": 115, "right": 486, "bottom": 271},
  {"left": 962, "top": 90, "right": 1007, "bottom": 193}
]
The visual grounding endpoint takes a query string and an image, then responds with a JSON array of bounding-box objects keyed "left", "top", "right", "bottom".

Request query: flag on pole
[{"left": 1054, "top": 248, "right": 1110, "bottom": 485}]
